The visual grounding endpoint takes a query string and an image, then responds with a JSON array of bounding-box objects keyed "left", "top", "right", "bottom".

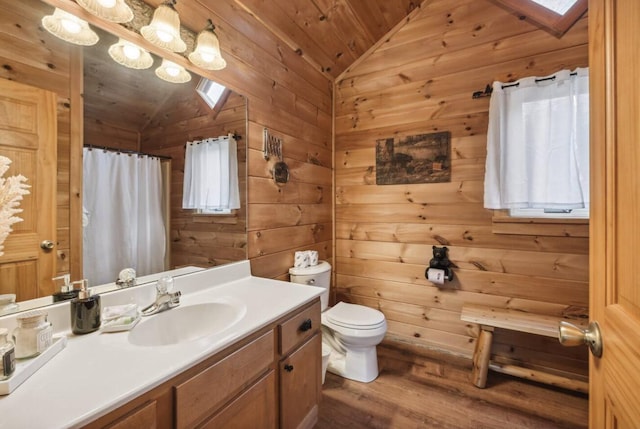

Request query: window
[
  {"left": 509, "top": 207, "right": 589, "bottom": 219},
  {"left": 182, "top": 135, "right": 240, "bottom": 213},
  {"left": 529, "top": 0, "right": 579, "bottom": 15},
  {"left": 484, "top": 68, "right": 589, "bottom": 218},
  {"left": 196, "top": 78, "right": 227, "bottom": 109},
  {"left": 490, "top": 0, "right": 587, "bottom": 36}
]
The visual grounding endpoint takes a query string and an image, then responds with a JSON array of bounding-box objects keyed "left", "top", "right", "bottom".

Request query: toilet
[{"left": 289, "top": 261, "right": 387, "bottom": 383}]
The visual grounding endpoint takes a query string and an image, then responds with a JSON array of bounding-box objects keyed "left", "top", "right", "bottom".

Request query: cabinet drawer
[
  {"left": 278, "top": 300, "right": 321, "bottom": 356},
  {"left": 200, "top": 370, "right": 277, "bottom": 429},
  {"left": 104, "top": 401, "right": 157, "bottom": 429},
  {"left": 175, "top": 330, "right": 274, "bottom": 429}
]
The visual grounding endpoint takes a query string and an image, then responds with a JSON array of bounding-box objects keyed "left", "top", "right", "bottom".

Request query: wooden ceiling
[
  {"left": 134, "top": 0, "right": 423, "bottom": 80},
  {"left": 81, "top": 0, "right": 587, "bottom": 133},
  {"left": 83, "top": 26, "right": 207, "bottom": 134},
  {"left": 224, "top": 0, "right": 421, "bottom": 78},
  {"left": 82, "top": 0, "right": 421, "bottom": 133}
]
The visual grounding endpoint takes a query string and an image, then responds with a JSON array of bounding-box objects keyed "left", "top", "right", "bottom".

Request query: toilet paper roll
[
  {"left": 294, "top": 251, "right": 310, "bottom": 268},
  {"left": 427, "top": 268, "right": 445, "bottom": 285},
  {"left": 307, "top": 250, "right": 319, "bottom": 266}
]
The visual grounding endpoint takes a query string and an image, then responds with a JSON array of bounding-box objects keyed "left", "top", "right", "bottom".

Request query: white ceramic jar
[{"left": 12, "top": 310, "right": 53, "bottom": 359}]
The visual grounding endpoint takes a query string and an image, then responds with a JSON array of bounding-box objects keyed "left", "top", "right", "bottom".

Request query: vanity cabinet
[
  {"left": 83, "top": 299, "right": 320, "bottom": 429},
  {"left": 278, "top": 301, "right": 322, "bottom": 429}
]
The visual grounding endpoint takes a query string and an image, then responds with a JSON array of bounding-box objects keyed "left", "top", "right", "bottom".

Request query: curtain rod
[
  {"left": 472, "top": 71, "right": 579, "bottom": 99},
  {"left": 83, "top": 145, "right": 172, "bottom": 160},
  {"left": 183, "top": 133, "right": 242, "bottom": 148}
]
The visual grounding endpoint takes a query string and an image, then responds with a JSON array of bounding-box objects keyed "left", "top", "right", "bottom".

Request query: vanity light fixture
[
  {"left": 155, "top": 59, "right": 191, "bottom": 83},
  {"left": 42, "top": 8, "right": 99, "bottom": 46},
  {"left": 188, "top": 20, "right": 227, "bottom": 71},
  {"left": 76, "top": 0, "right": 134, "bottom": 23},
  {"left": 141, "top": 0, "right": 187, "bottom": 53},
  {"left": 108, "top": 38, "right": 153, "bottom": 69}
]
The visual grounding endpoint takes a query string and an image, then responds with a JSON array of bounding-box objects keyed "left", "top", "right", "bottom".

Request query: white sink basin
[{"left": 128, "top": 301, "right": 246, "bottom": 346}]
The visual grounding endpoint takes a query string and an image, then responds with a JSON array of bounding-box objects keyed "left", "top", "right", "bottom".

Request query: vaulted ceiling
[
  {"left": 138, "top": 0, "right": 422, "bottom": 80},
  {"left": 81, "top": 0, "right": 587, "bottom": 132},
  {"left": 224, "top": 0, "right": 421, "bottom": 78}
]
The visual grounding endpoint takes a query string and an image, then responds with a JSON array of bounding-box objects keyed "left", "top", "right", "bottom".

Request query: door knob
[
  {"left": 40, "top": 240, "right": 55, "bottom": 251},
  {"left": 558, "top": 320, "right": 603, "bottom": 358}
]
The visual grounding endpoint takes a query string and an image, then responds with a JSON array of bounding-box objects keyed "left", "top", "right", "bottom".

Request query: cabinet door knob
[
  {"left": 284, "top": 364, "right": 294, "bottom": 372},
  {"left": 299, "top": 319, "right": 312, "bottom": 332}
]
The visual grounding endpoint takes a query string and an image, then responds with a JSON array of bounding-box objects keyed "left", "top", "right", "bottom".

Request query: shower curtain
[{"left": 83, "top": 148, "right": 166, "bottom": 286}]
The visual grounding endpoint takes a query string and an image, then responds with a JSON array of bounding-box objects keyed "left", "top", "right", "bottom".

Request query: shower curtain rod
[{"left": 83, "top": 145, "right": 172, "bottom": 161}]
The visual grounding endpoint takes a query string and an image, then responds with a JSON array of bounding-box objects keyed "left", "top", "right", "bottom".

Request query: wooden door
[
  {"left": 0, "top": 78, "right": 57, "bottom": 301},
  {"left": 589, "top": 0, "right": 640, "bottom": 427}
]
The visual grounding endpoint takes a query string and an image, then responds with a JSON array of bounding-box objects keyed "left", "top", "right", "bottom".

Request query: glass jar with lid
[
  {"left": 0, "top": 328, "right": 15, "bottom": 380},
  {"left": 12, "top": 310, "right": 53, "bottom": 359}
]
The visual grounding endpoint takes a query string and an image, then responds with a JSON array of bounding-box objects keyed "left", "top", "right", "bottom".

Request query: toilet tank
[{"left": 289, "top": 261, "right": 331, "bottom": 311}]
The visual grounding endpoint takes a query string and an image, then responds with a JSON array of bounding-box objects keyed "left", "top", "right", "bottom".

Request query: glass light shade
[
  {"left": 42, "top": 8, "right": 99, "bottom": 46},
  {"left": 76, "top": 0, "right": 133, "bottom": 23},
  {"left": 155, "top": 59, "right": 191, "bottom": 83},
  {"left": 108, "top": 39, "right": 153, "bottom": 69},
  {"left": 140, "top": 4, "right": 186, "bottom": 53},
  {"left": 188, "top": 29, "right": 227, "bottom": 70}
]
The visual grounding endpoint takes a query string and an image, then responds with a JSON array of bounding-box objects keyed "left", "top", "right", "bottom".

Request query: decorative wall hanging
[
  {"left": 263, "top": 128, "right": 289, "bottom": 184},
  {"left": 375, "top": 131, "right": 451, "bottom": 185}
]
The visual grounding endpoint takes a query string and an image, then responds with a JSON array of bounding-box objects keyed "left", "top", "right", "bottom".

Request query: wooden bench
[{"left": 461, "top": 304, "right": 588, "bottom": 393}]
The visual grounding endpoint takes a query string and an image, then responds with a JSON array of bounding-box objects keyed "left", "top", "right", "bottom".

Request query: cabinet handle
[
  {"left": 284, "top": 364, "right": 294, "bottom": 372},
  {"left": 299, "top": 319, "right": 312, "bottom": 332}
]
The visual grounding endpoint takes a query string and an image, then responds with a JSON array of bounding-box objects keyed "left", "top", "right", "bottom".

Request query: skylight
[
  {"left": 530, "top": 0, "right": 579, "bottom": 15},
  {"left": 196, "top": 78, "right": 226, "bottom": 109}
]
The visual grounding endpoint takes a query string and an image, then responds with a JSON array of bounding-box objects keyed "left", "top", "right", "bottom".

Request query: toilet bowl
[{"left": 289, "top": 261, "right": 387, "bottom": 383}]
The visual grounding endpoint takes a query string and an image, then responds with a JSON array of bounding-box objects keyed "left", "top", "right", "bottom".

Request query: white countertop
[{"left": 0, "top": 261, "right": 323, "bottom": 428}]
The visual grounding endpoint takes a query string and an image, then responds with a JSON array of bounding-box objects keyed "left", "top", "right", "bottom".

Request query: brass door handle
[
  {"left": 40, "top": 240, "right": 55, "bottom": 251},
  {"left": 558, "top": 320, "right": 603, "bottom": 358}
]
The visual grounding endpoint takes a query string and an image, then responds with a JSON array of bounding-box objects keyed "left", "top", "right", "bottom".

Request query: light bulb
[
  {"left": 165, "top": 65, "right": 180, "bottom": 77},
  {"left": 61, "top": 17, "right": 82, "bottom": 34},
  {"left": 199, "top": 52, "right": 215, "bottom": 63},
  {"left": 97, "top": 0, "right": 117, "bottom": 7},
  {"left": 155, "top": 27, "right": 174, "bottom": 43},
  {"left": 122, "top": 44, "right": 141, "bottom": 60}
]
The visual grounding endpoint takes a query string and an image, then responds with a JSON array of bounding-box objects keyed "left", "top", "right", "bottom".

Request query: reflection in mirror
[{"left": 0, "top": 0, "right": 247, "bottom": 315}]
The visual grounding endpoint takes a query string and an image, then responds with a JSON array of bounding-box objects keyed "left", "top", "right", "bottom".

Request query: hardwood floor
[{"left": 316, "top": 341, "right": 588, "bottom": 429}]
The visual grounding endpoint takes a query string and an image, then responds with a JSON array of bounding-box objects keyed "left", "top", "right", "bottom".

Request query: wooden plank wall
[
  {"left": 0, "top": 0, "right": 78, "bottom": 291},
  {"left": 334, "top": 0, "right": 590, "bottom": 377},
  {"left": 140, "top": 92, "right": 248, "bottom": 268},
  {"left": 175, "top": 0, "right": 335, "bottom": 280},
  {"left": 84, "top": 120, "right": 139, "bottom": 151},
  {"left": 2, "top": 0, "right": 334, "bottom": 293}
]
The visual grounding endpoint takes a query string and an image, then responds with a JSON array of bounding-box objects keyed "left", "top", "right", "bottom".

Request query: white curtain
[
  {"left": 83, "top": 148, "right": 166, "bottom": 286},
  {"left": 182, "top": 135, "right": 240, "bottom": 211},
  {"left": 484, "top": 68, "right": 590, "bottom": 210}
]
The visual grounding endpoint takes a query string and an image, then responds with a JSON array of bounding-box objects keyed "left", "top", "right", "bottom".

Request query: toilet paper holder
[{"left": 425, "top": 246, "right": 454, "bottom": 282}]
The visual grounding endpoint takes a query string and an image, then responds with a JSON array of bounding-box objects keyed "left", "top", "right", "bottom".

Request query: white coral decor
[{"left": 0, "top": 156, "right": 30, "bottom": 256}]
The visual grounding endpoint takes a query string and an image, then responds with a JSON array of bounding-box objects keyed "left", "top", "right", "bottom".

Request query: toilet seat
[{"left": 324, "top": 302, "right": 386, "bottom": 330}]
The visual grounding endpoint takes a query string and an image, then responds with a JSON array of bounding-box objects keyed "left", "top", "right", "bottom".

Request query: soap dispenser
[
  {"left": 70, "top": 279, "right": 101, "bottom": 335},
  {"left": 52, "top": 274, "right": 79, "bottom": 302}
]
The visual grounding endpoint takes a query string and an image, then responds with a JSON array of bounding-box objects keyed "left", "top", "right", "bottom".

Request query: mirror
[{"left": 0, "top": 0, "right": 248, "bottom": 314}]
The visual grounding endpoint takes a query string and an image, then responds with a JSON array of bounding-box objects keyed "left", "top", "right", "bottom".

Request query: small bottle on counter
[
  {"left": 70, "top": 279, "right": 101, "bottom": 335},
  {"left": 0, "top": 328, "right": 15, "bottom": 380},
  {"left": 12, "top": 310, "right": 53, "bottom": 359}
]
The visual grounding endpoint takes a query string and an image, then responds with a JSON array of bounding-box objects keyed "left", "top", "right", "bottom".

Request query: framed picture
[{"left": 375, "top": 131, "right": 451, "bottom": 185}]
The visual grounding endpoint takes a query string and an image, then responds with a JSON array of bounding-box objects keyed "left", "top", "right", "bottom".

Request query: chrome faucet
[{"left": 141, "top": 276, "right": 181, "bottom": 316}]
